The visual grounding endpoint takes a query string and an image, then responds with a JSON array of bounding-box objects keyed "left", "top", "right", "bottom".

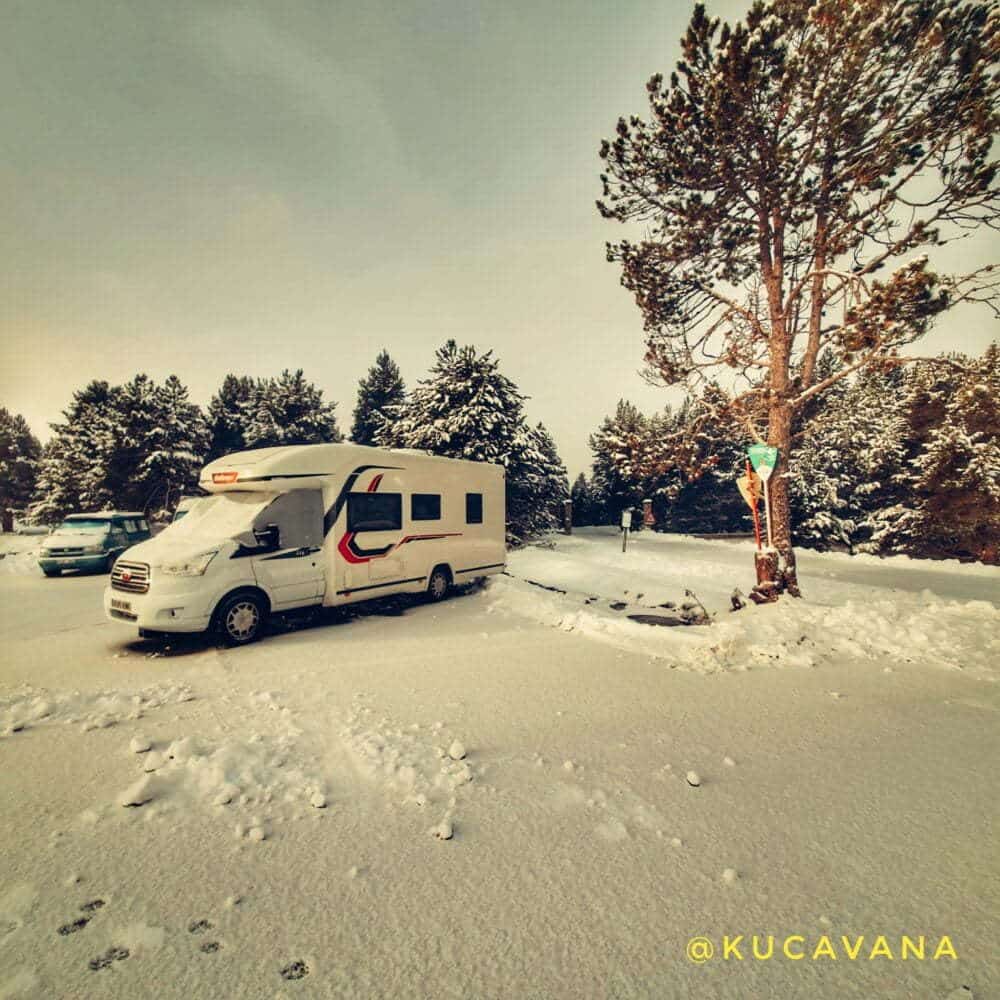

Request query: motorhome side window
[
  {"left": 411, "top": 494, "right": 441, "bottom": 521},
  {"left": 465, "top": 493, "right": 483, "bottom": 524},
  {"left": 348, "top": 493, "right": 402, "bottom": 532}
]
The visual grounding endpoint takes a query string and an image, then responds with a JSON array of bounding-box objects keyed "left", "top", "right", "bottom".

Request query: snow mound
[
  {"left": 0, "top": 683, "right": 196, "bottom": 738},
  {"left": 489, "top": 531, "right": 1000, "bottom": 678},
  {"left": 340, "top": 699, "right": 480, "bottom": 823}
]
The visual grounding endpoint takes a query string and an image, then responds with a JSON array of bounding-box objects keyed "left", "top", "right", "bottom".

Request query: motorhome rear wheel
[{"left": 426, "top": 566, "right": 451, "bottom": 602}]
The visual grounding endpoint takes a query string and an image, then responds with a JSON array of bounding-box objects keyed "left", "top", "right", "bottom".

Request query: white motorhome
[{"left": 103, "top": 444, "right": 506, "bottom": 644}]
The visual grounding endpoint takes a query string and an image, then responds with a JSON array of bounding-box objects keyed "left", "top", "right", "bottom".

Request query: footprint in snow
[
  {"left": 80, "top": 899, "right": 105, "bottom": 913},
  {"left": 88, "top": 946, "right": 129, "bottom": 971},
  {"left": 280, "top": 959, "right": 310, "bottom": 981},
  {"left": 200, "top": 941, "right": 221, "bottom": 954},
  {"left": 188, "top": 919, "right": 213, "bottom": 935},
  {"left": 58, "top": 917, "right": 90, "bottom": 936}
]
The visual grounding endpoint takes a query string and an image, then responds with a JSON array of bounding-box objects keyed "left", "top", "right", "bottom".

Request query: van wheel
[
  {"left": 426, "top": 567, "right": 450, "bottom": 602},
  {"left": 216, "top": 593, "right": 268, "bottom": 646},
  {"left": 105, "top": 554, "right": 117, "bottom": 573}
]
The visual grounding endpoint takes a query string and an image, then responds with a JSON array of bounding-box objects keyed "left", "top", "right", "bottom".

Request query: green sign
[{"left": 748, "top": 444, "right": 779, "bottom": 480}]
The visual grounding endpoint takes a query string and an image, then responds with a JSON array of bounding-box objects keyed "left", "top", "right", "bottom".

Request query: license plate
[{"left": 110, "top": 599, "right": 132, "bottom": 612}]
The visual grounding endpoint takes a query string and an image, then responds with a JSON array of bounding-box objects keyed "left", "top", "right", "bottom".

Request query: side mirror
[{"left": 254, "top": 523, "right": 281, "bottom": 551}]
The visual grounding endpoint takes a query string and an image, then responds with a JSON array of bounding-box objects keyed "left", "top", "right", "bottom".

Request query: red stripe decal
[
  {"left": 337, "top": 531, "right": 368, "bottom": 564},
  {"left": 368, "top": 474, "right": 383, "bottom": 492}
]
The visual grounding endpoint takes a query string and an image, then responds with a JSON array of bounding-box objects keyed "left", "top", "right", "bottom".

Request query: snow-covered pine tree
[
  {"left": 381, "top": 341, "right": 567, "bottom": 542},
  {"left": 29, "top": 381, "right": 124, "bottom": 522},
  {"left": 243, "top": 370, "right": 342, "bottom": 449},
  {"left": 588, "top": 400, "right": 651, "bottom": 523},
  {"left": 350, "top": 350, "right": 406, "bottom": 445},
  {"left": 207, "top": 375, "right": 256, "bottom": 461},
  {"left": 871, "top": 347, "right": 1000, "bottom": 562},
  {"left": 138, "top": 375, "right": 210, "bottom": 515},
  {"left": 0, "top": 408, "right": 42, "bottom": 530},
  {"left": 29, "top": 375, "right": 209, "bottom": 522},
  {"left": 662, "top": 385, "right": 747, "bottom": 534},
  {"left": 505, "top": 423, "right": 570, "bottom": 542}
]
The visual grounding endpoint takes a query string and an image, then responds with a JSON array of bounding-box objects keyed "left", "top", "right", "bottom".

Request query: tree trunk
[
  {"left": 751, "top": 401, "right": 801, "bottom": 602},
  {"left": 1, "top": 509, "right": 13, "bottom": 534}
]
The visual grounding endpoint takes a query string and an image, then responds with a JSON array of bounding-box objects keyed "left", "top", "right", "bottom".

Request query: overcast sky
[{"left": 2, "top": 0, "right": 997, "bottom": 479}]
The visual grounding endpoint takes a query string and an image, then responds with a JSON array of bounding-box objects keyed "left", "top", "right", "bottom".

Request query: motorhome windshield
[
  {"left": 58, "top": 519, "right": 111, "bottom": 532},
  {"left": 163, "top": 492, "right": 278, "bottom": 541}
]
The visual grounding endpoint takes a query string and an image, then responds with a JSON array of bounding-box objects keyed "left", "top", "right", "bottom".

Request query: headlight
[
  {"left": 83, "top": 544, "right": 105, "bottom": 554},
  {"left": 160, "top": 550, "right": 218, "bottom": 576}
]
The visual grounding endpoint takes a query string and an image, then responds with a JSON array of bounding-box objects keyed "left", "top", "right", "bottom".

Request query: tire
[
  {"left": 426, "top": 566, "right": 451, "bottom": 602},
  {"left": 42, "top": 567, "right": 61, "bottom": 578},
  {"left": 215, "top": 592, "right": 268, "bottom": 646},
  {"left": 105, "top": 553, "right": 118, "bottom": 573}
]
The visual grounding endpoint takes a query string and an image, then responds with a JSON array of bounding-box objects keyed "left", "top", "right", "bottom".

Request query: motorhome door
[
  {"left": 342, "top": 490, "right": 407, "bottom": 588},
  {"left": 249, "top": 490, "right": 325, "bottom": 608}
]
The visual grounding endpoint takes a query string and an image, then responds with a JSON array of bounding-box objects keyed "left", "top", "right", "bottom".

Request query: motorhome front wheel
[{"left": 217, "top": 592, "right": 268, "bottom": 646}]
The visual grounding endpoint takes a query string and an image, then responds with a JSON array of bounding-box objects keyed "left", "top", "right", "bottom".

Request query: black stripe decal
[
  {"left": 259, "top": 546, "right": 321, "bottom": 561},
  {"left": 336, "top": 575, "right": 425, "bottom": 595},
  {"left": 348, "top": 538, "right": 394, "bottom": 558},
  {"left": 323, "top": 465, "right": 403, "bottom": 537},
  {"left": 236, "top": 473, "right": 336, "bottom": 482},
  {"left": 455, "top": 563, "right": 506, "bottom": 574}
]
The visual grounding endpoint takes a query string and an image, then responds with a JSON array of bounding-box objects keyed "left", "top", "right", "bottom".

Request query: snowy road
[{"left": 1, "top": 533, "right": 998, "bottom": 999}]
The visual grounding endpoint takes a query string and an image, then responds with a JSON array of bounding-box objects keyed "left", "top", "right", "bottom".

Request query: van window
[
  {"left": 123, "top": 519, "right": 137, "bottom": 532},
  {"left": 252, "top": 490, "right": 325, "bottom": 550},
  {"left": 138, "top": 519, "right": 148, "bottom": 531},
  {"left": 348, "top": 493, "right": 402, "bottom": 532},
  {"left": 465, "top": 493, "right": 483, "bottom": 524},
  {"left": 411, "top": 494, "right": 441, "bottom": 521}
]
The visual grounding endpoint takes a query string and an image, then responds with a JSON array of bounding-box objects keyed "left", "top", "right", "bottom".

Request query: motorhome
[{"left": 103, "top": 444, "right": 506, "bottom": 644}]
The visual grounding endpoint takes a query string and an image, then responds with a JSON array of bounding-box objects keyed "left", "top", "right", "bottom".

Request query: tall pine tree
[{"left": 351, "top": 350, "right": 406, "bottom": 445}]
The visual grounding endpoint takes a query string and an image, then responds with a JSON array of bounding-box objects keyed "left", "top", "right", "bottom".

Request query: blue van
[{"left": 38, "top": 512, "right": 151, "bottom": 577}]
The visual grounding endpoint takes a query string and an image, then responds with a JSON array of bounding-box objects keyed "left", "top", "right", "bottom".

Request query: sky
[{"left": 2, "top": 0, "right": 997, "bottom": 480}]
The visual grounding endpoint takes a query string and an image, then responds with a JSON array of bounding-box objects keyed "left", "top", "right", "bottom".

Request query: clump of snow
[
  {"left": 118, "top": 775, "right": 159, "bottom": 808},
  {"left": 447, "top": 739, "right": 466, "bottom": 760},
  {"left": 129, "top": 736, "right": 152, "bottom": 753},
  {"left": 685, "top": 770, "right": 701, "bottom": 787},
  {"left": 431, "top": 817, "right": 454, "bottom": 840}
]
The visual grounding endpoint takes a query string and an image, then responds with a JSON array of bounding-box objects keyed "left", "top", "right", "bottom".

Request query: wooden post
[{"left": 563, "top": 499, "right": 573, "bottom": 535}]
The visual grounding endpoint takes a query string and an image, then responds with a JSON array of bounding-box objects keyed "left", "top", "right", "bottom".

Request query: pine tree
[
  {"left": 29, "top": 375, "right": 210, "bottom": 522},
  {"left": 506, "top": 423, "right": 570, "bottom": 541},
  {"left": 589, "top": 401, "right": 651, "bottom": 522},
  {"left": 351, "top": 350, "right": 406, "bottom": 445},
  {"left": 243, "top": 369, "right": 342, "bottom": 449},
  {"left": 29, "top": 381, "right": 124, "bottom": 522},
  {"left": 207, "top": 371, "right": 341, "bottom": 457},
  {"left": 0, "top": 408, "right": 42, "bottom": 530},
  {"left": 599, "top": 0, "right": 999, "bottom": 596},
  {"left": 570, "top": 473, "right": 597, "bottom": 526},
  {"left": 872, "top": 347, "right": 1000, "bottom": 562},
  {"left": 208, "top": 375, "right": 256, "bottom": 461},
  {"left": 138, "top": 375, "right": 211, "bottom": 514}
]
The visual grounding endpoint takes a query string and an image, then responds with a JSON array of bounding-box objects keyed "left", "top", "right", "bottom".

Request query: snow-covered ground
[{"left": 1, "top": 530, "right": 997, "bottom": 999}]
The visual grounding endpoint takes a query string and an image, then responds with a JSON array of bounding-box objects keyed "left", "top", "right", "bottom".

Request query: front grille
[
  {"left": 111, "top": 560, "right": 150, "bottom": 593},
  {"left": 110, "top": 608, "right": 138, "bottom": 621},
  {"left": 48, "top": 547, "right": 85, "bottom": 556}
]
